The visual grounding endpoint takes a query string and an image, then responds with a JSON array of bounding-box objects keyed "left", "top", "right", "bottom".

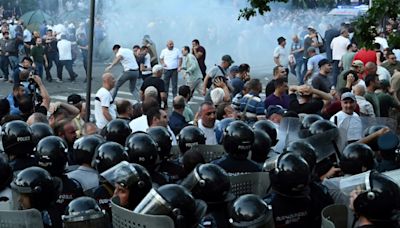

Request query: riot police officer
[
  {"left": 125, "top": 131, "right": 169, "bottom": 185},
  {"left": 147, "top": 126, "right": 185, "bottom": 183},
  {"left": 298, "top": 114, "right": 323, "bottom": 138},
  {"left": 264, "top": 152, "right": 314, "bottom": 227},
  {"left": 229, "top": 194, "right": 274, "bottom": 228},
  {"left": 101, "top": 119, "right": 132, "bottom": 146},
  {"left": 181, "top": 163, "right": 235, "bottom": 228},
  {"left": 30, "top": 122, "right": 54, "bottom": 146},
  {"left": 1, "top": 120, "right": 37, "bottom": 172},
  {"left": 11, "top": 166, "right": 61, "bottom": 227},
  {"left": 62, "top": 196, "right": 109, "bottom": 228},
  {"left": 253, "top": 120, "right": 278, "bottom": 146},
  {"left": 212, "top": 120, "right": 261, "bottom": 173},
  {"left": 250, "top": 129, "right": 273, "bottom": 165},
  {"left": 375, "top": 131, "right": 400, "bottom": 172},
  {"left": 35, "top": 136, "right": 84, "bottom": 216},
  {"left": 350, "top": 171, "right": 400, "bottom": 228},
  {"left": 101, "top": 161, "right": 152, "bottom": 210},
  {"left": 67, "top": 135, "right": 105, "bottom": 193},
  {"left": 92, "top": 142, "right": 128, "bottom": 211},
  {"left": 177, "top": 125, "right": 206, "bottom": 155},
  {"left": 0, "top": 154, "right": 14, "bottom": 210},
  {"left": 134, "top": 184, "right": 207, "bottom": 228}
]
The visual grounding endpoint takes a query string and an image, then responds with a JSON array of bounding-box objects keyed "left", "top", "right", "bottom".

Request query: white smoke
[{"left": 99, "top": 0, "right": 347, "bottom": 75}]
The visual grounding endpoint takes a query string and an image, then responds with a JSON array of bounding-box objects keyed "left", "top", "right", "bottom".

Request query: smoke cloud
[{"left": 99, "top": 0, "right": 346, "bottom": 75}]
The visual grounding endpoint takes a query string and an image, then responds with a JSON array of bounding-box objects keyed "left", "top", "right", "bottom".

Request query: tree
[
  {"left": 353, "top": 0, "right": 400, "bottom": 49},
  {"left": 238, "top": 0, "right": 288, "bottom": 20}
]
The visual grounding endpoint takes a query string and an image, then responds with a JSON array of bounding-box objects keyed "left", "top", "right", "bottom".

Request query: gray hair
[{"left": 152, "top": 64, "right": 164, "bottom": 74}]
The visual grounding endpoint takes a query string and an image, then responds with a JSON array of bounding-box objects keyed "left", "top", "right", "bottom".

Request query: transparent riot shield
[
  {"left": 187, "top": 144, "right": 226, "bottom": 162},
  {"left": 273, "top": 117, "right": 301, "bottom": 153},
  {"left": 360, "top": 117, "right": 398, "bottom": 133}
]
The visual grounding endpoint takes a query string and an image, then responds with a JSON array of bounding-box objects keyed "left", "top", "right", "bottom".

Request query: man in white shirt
[
  {"left": 94, "top": 73, "right": 116, "bottom": 129},
  {"left": 330, "top": 28, "right": 350, "bottom": 86},
  {"left": 273, "top": 36, "right": 289, "bottom": 69},
  {"left": 57, "top": 34, "right": 78, "bottom": 82},
  {"left": 197, "top": 101, "right": 219, "bottom": 145},
  {"left": 330, "top": 92, "right": 362, "bottom": 142},
  {"left": 105, "top": 44, "right": 140, "bottom": 102},
  {"left": 160, "top": 40, "right": 182, "bottom": 98}
]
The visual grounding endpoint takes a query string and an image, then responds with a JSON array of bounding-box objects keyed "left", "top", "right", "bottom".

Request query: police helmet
[
  {"left": 30, "top": 122, "right": 54, "bottom": 146},
  {"left": 251, "top": 129, "right": 272, "bottom": 163},
  {"left": 1, "top": 120, "right": 34, "bottom": 158},
  {"left": 62, "top": 196, "right": 108, "bottom": 228},
  {"left": 147, "top": 126, "right": 173, "bottom": 160},
  {"left": 11, "top": 166, "right": 58, "bottom": 210},
  {"left": 353, "top": 171, "right": 400, "bottom": 224},
  {"left": 340, "top": 143, "right": 375, "bottom": 175},
  {"left": 253, "top": 120, "right": 278, "bottom": 146},
  {"left": 215, "top": 118, "right": 235, "bottom": 144},
  {"left": 101, "top": 119, "right": 132, "bottom": 145},
  {"left": 125, "top": 132, "right": 159, "bottom": 170},
  {"left": 177, "top": 126, "right": 206, "bottom": 155},
  {"left": 72, "top": 135, "right": 106, "bottom": 165},
  {"left": 228, "top": 194, "right": 274, "bottom": 228},
  {"left": 285, "top": 141, "right": 317, "bottom": 171},
  {"left": 93, "top": 141, "right": 128, "bottom": 173},
  {"left": 0, "top": 155, "right": 12, "bottom": 191},
  {"left": 35, "top": 136, "right": 68, "bottom": 176},
  {"left": 223, "top": 120, "right": 254, "bottom": 160},
  {"left": 308, "top": 119, "right": 338, "bottom": 136},
  {"left": 134, "top": 184, "right": 206, "bottom": 228},
  {"left": 299, "top": 114, "right": 323, "bottom": 138},
  {"left": 181, "top": 163, "right": 234, "bottom": 203},
  {"left": 269, "top": 152, "right": 311, "bottom": 197},
  {"left": 363, "top": 125, "right": 386, "bottom": 151}
]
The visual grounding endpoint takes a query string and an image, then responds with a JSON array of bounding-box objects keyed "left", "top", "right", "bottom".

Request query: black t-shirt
[
  {"left": 311, "top": 73, "right": 331, "bottom": 93},
  {"left": 288, "top": 94, "right": 324, "bottom": 114},
  {"left": 140, "top": 76, "right": 165, "bottom": 104}
]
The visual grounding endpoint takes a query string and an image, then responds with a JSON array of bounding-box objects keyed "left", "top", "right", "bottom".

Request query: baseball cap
[
  {"left": 318, "top": 59, "right": 331, "bottom": 68},
  {"left": 67, "top": 94, "right": 84, "bottom": 105},
  {"left": 341, "top": 92, "right": 356, "bottom": 101},
  {"left": 222, "top": 55, "right": 234, "bottom": 64},
  {"left": 266, "top": 105, "right": 287, "bottom": 118},
  {"left": 277, "top": 36, "right": 286, "bottom": 44},
  {"left": 229, "top": 65, "right": 239, "bottom": 74},
  {"left": 351, "top": 60, "right": 364, "bottom": 68},
  {"left": 307, "top": 25, "right": 316, "bottom": 31}
]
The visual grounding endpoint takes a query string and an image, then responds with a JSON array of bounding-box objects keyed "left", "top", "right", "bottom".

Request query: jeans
[
  {"left": 293, "top": 58, "right": 304, "bottom": 85},
  {"left": 0, "top": 56, "right": 9, "bottom": 79},
  {"left": 34, "top": 62, "right": 44, "bottom": 79},
  {"left": 112, "top": 70, "right": 140, "bottom": 101},
  {"left": 45, "top": 53, "right": 60, "bottom": 80},
  {"left": 163, "top": 69, "right": 178, "bottom": 98},
  {"left": 57, "top": 60, "right": 77, "bottom": 80},
  {"left": 331, "top": 60, "right": 340, "bottom": 87}
]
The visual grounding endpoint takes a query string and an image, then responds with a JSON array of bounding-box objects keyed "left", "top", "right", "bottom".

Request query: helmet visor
[
  {"left": 133, "top": 188, "right": 172, "bottom": 216},
  {"left": 100, "top": 161, "right": 137, "bottom": 187},
  {"left": 339, "top": 170, "right": 372, "bottom": 196}
]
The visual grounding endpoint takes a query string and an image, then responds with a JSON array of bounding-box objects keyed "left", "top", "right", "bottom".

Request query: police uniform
[{"left": 212, "top": 155, "right": 261, "bottom": 174}]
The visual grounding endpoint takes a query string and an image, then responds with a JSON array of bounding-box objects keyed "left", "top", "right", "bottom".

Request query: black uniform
[
  {"left": 54, "top": 175, "right": 84, "bottom": 216},
  {"left": 9, "top": 157, "right": 37, "bottom": 173},
  {"left": 201, "top": 202, "right": 230, "bottom": 228}
]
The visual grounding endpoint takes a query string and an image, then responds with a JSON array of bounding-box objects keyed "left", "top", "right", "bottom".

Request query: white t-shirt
[
  {"left": 23, "top": 29, "right": 32, "bottom": 42},
  {"left": 94, "top": 87, "right": 116, "bottom": 129},
  {"left": 377, "top": 66, "right": 391, "bottom": 81},
  {"left": 330, "top": 36, "right": 350, "bottom": 61},
  {"left": 142, "top": 53, "right": 152, "bottom": 75},
  {"left": 160, "top": 47, "right": 182, "bottom": 70},
  {"left": 57, "top": 39, "right": 72, "bottom": 60},
  {"left": 129, "top": 115, "right": 149, "bottom": 132},
  {"left": 198, "top": 119, "right": 219, "bottom": 145},
  {"left": 117, "top": 48, "right": 138, "bottom": 71},
  {"left": 330, "top": 111, "right": 362, "bottom": 141},
  {"left": 273, "top": 45, "right": 289, "bottom": 67}
]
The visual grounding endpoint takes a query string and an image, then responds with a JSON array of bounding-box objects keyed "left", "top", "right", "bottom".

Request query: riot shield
[
  {"left": 187, "top": 144, "right": 226, "bottom": 162},
  {"left": 303, "top": 128, "right": 347, "bottom": 163},
  {"left": 360, "top": 117, "right": 398, "bottom": 133},
  {"left": 273, "top": 117, "right": 301, "bottom": 153}
]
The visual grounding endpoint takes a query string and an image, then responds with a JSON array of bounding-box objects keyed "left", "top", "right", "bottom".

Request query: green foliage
[
  {"left": 238, "top": 0, "right": 288, "bottom": 20},
  {"left": 354, "top": 0, "right": 400, "bottom": 49}
]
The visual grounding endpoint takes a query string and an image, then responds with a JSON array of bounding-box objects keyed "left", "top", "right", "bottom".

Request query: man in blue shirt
[
  {"left": 6, "top": 83, "right": 25, "bottom": 115},
  {"left": 240, "top": 78, "right": 265, "bottom": 122},
  {"left": 169, "top": 96, "right": 188, "bottom": 135}
]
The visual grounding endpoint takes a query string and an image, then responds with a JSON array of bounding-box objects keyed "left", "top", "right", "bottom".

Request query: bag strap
[
  {"left": 241, "top": 95, "right": 254, "bottom": 120},
  {"left": 217, "top": 65, "right": 226, "bottom": 77}
]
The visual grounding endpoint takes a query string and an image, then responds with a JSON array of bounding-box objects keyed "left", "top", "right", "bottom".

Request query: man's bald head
[
  {"left": 365, "top": 62, "right": 377, "bottom": 74},
  {"left": 102, "top": 73, "right": 115, "bottom": 90}
]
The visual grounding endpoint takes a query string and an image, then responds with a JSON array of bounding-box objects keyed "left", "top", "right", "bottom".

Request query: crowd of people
[{"left": 2, "top": 3, "right": 400, "bottom": 228}]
